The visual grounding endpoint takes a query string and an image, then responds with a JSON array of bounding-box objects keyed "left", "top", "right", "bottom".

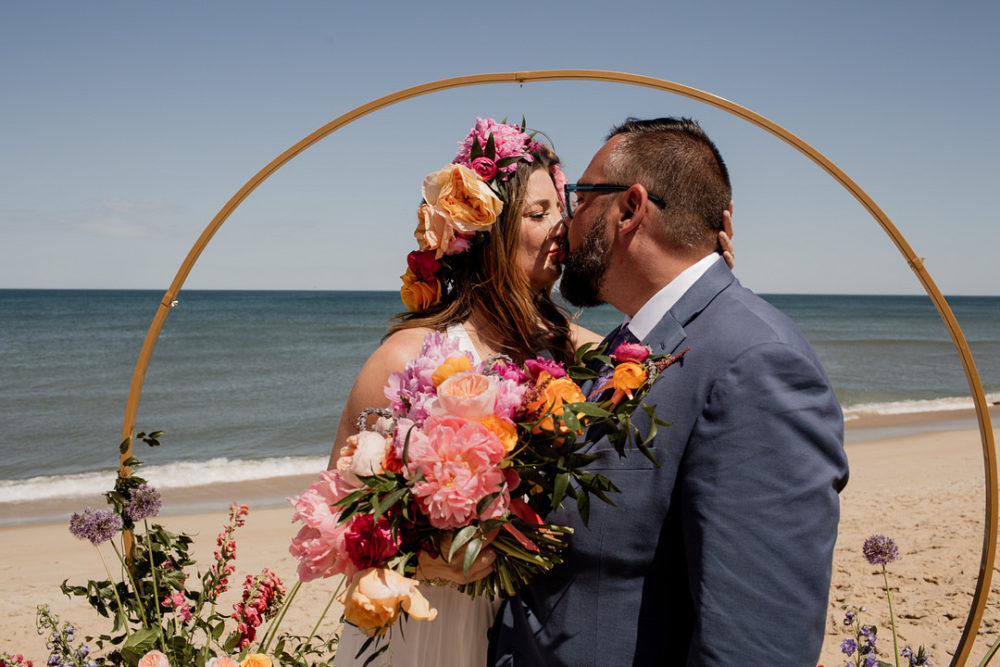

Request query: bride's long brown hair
[{"left": 387, "top": 145, "right": 575, "bottom": 365}]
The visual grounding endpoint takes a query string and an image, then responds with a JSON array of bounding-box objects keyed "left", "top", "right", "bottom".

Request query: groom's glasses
[{"left": 563, "top": 183, "right": 667, "bottom": 218}]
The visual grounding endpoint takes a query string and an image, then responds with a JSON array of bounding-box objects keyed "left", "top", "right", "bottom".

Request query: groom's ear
[
  {"left": 619, "top": 184, "right": 647, "bottom": 234},
  {"left": 723, "top": 200, "right": 734, "bottom": 238}
]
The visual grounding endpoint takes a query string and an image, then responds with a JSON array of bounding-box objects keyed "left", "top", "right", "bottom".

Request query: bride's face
[{"left": 518, "top": 168, "right": 565, "bottom": 292}]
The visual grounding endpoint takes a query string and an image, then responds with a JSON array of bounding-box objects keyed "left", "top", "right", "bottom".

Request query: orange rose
[
  {"left": 612, "top": 362, "right": 647, "bottom": 400},
  {"left": 207, "top": 658, "right": 239, "bottom": 667},
  {"left": 422, "top": 164, "right": 503, "bottom": 234},
  {"left": 479, "top": 415, "right": 518, "bottom": 454},
  {"left": 341, "top": 568, "right": 437, "bottom": 636},
  {"left": 526, "top": 374, "right": 586, "bottom": 434},
  {"left": 137, "top": 651, "right": 169, "bottom": 667},
  {"left": 432, "top": 371, "right": 498, "bottom": 420},
  {"left": 431, "top": 356, "right": 473, "bottom": 387},
  {"left": 400, "top": 268, "right": 441, "bottom": 312},
  {"left": 415, "top": 203, "right": 458, "bottom": 258},
  {"left": 240, "top": 656, "right": 272, "bottom": 667}
]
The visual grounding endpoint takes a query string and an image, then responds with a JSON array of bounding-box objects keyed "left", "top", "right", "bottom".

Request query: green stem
[
  {"left": 95, "top": 546, "right": 132, "bottom": 640},
  {"left": 883, "top": 565, "right": 900, "bottom": 667},
  {"left": 293, "top": 577, "right": 345, "bottom": 662},
  {"left": 110, "top": 539, "right": 151, "bottom": 630},
  {"left": 976, "top": 633, "right": 1000, "bottom": 667},
  {"left": 259, "top": 580, "right": 301, "bottom": 654},
  {"left": 144, "top": 521, "right": 169, "bottom": 654}
]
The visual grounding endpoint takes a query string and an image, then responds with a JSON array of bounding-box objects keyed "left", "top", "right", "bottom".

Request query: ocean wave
[
  {"left": 0, "top": 455, "right": 328, "bottom": 504},
  {"left": 842, "top": 393, "right": 1000, "bottom": 420}
]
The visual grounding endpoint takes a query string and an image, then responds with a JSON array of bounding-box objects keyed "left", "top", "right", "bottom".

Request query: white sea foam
[
  {"left": 843, "top": 393, "right": 1000, "bottom": 421},
  {"left": 0, "top": 455, "right": 328, "bottom": 504}
]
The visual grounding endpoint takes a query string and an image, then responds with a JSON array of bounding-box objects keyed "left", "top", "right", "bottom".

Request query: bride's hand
[
  {"left": 718, "top": 230, "right": 735, "bottom": 269},
  {"left": 416, "top": 533, "right": 496, "bottom": 585}
]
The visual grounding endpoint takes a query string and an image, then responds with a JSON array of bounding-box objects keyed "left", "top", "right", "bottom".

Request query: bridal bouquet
[{"left": 288, "top": 332, "right": 685, "bottom": 639}]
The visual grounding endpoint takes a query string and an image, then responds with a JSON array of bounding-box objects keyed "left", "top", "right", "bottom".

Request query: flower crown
[{"left": 400, "top": 118, "right": 568, "bottom": 312}]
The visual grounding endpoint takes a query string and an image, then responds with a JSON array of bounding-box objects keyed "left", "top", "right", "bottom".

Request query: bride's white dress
[{"left": 332, "top": 324, "right": 501, "bottom": 667}]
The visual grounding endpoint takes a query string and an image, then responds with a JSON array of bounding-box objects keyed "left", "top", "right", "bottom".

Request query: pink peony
[
  {"left": 404, "top": 415, "right": 509, "bottom": 529},
  {"left": 524, "top": 357, "right": 567, "bottom": 381},
  {"left": 288, "top": 520, "right": 354, "bottom": 582},
  {"left": 492, "top": 376, "right": 529, "bottom": 421},
  {"left": 453, "top": 118, "right": 533, "bottom": 175},
  {"left": 612, "top": 342, "right": 650, "bottom": 363}
]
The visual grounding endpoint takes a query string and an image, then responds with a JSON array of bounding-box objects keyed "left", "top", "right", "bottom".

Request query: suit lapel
[{"left": 641, "top": 259, "right": 736, "bottom": 353}]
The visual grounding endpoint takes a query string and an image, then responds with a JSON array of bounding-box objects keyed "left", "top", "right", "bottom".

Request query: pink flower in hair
[
  {"left": 454, "top": 118, "right": 533, "bottom": 176},
  {"left": 550, "top": 163, "right": 568, "bottom": 209},
  {"left": 471, "top": 156, "right": 498, "bottom": 180}
]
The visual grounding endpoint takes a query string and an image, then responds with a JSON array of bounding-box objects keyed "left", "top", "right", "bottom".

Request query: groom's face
[{"left": 559, "top": 139, "right": 619, "bottom": 307}]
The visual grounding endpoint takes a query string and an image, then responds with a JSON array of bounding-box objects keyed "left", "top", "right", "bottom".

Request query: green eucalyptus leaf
[
  {"left": 462, "top": 536, "right": 483, "bottom": 575},
  {"left": 448, "top": 525, "right": 478, "bottom": 561}
]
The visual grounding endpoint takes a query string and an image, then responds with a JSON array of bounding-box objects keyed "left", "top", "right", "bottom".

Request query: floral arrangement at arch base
[
  {"left": 289, "top": 331, "right": 685, "bottom": 660},
  {"left": 29, "top": 432, "right": 339, "bottom": 667}
]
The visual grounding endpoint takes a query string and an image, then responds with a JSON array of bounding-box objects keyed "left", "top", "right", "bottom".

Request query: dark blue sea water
[{"left": 1, "top": 289, "right": 997, "bottom": 504}]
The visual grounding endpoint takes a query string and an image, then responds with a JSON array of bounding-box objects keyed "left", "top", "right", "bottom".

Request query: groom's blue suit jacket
[{"left": 491, "top": 260, "right": 849, "bottom": 666}]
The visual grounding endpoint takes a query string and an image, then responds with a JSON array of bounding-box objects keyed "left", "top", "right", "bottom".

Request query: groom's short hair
[{"left": 605, "top": 117, "right": 731, "bottom": 252}]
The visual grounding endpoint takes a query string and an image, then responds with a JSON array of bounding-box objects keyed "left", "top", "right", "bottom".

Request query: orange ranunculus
[
  {"left": 422, "top": 164, "right": 503, "bottom": 234},
  {"left": 341, "top": 568, "right": 437, "bottom": 636},
  {"left": 479, "top": 415, "right": 518, "bottom": 454},
  {"left": 526, "top": 373, "right": 586, "bottom": 434},
  {"left": 239, "top": 656, "right": 272, "bottom": 667},
  {"left": 431, "top": 355, "right": 474, "bottom": 387},
  {"left": 612, "top": 362, "right": 647, "bottom": 400},
  {"left": 400, "top": 268, "right": 441, "bottom": 312}
]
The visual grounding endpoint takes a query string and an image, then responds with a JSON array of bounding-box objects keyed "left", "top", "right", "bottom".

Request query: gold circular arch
[{"left": 118, "top": 70, "right": 996, "bottom": 665}]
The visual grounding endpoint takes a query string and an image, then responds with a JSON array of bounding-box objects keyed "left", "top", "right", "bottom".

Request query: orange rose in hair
[
  {"left": 400, "top": 268, "right": 441, "bottom": 312},
  {"left": 422, "top": 164, "right": 503, "bottom": 234}
]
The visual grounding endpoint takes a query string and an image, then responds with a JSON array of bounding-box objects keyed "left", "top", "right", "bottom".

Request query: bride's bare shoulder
[{"left": 372, "top": 327, "right": 436, "bottom": 372}]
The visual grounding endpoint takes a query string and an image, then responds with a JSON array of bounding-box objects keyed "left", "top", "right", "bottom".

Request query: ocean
[{"left": 1, "top": 289, "right": 997, "bottom": 511}]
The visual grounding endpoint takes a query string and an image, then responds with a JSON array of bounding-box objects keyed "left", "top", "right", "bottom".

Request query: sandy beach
[{"left": 3, "top": 406, "right": 1000, "bottom": 665}]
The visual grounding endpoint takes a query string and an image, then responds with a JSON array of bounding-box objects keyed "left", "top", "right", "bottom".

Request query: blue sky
[{"left": 2, "top": 1, "right": 997, "bottom": 295}]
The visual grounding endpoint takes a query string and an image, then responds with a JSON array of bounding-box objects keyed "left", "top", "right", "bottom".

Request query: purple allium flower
[
  {"left": 69, "top": 507, "right": 122, "bottom": 545},
  {"left": 841, "top": 638, "right": 858, "bottom": 656},
  {"left": 125, "top": 484, "right": 162, "bottom": 521},
  {"left": 863, "top": 534, "right": 900, "bottom": 566}
]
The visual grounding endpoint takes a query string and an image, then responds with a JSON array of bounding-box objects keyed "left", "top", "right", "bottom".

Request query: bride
[{"left": 327, "top": 118, "right": 732, "bottom": 666}]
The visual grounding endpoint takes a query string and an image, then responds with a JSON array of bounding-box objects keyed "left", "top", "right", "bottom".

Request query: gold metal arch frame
[{"left": 118, "top": 70, "right": 996, "bottom": 665}]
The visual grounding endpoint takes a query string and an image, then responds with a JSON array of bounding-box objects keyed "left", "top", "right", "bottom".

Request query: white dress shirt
[{"left": 624, "top": 253, "right": 722, "bottom": 341}]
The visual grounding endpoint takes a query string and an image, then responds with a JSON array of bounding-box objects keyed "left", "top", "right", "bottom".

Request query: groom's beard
[{"left": 559, "top": 215, "right": 611, "bottom": 307}]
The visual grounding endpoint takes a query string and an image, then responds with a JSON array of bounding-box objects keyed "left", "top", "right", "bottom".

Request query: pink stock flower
[
  {"left": 404, "top": 415, "right": 509, "bottom": 529},
  {"left": 385, "top": 332, "right": 473, "bottom": 422},
  {"left": 471, "top": 156, "right": 498, "bottom": 180},
  {"left": 612, "top": 342, "right": 650, "bottom": 363},
  {"left": 524, "top": 357, "right": 567, "bottom": 381}
]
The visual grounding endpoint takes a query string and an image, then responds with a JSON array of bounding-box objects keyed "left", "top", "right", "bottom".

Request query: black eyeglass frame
[{"left": 563, "top": 183, "right": 667, "bottom": 218}]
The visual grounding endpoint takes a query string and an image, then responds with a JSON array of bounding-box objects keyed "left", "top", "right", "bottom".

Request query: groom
[{"left": 490, "top": 118, "right": 849, "bottom": 665}]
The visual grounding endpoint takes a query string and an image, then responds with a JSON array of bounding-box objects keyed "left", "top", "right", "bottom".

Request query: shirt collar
[{"left": 625, "top": 253, "right": 722, "bottom": 341}]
